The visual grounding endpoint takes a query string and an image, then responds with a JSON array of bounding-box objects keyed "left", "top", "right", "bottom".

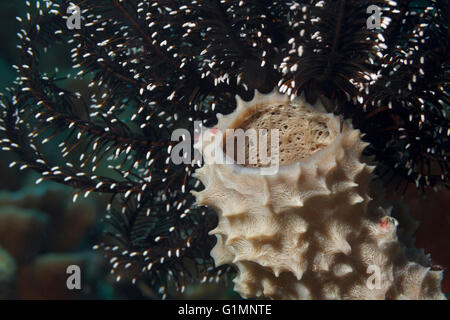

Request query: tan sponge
[{"left": 192, "top": 89, "right": 446, "bottom": 300}]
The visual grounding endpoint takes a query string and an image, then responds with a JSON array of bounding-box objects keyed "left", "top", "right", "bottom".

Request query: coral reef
[
  {"left": 0, "top": 0, "right": 447, "bottom": 297},
  {"left": 0, "top": 185, "right": 106, "bottom": 299},
  {"left": 193, "top": 90, "right": 446, "bottom": 299},
  {"left": 0, "top": 206, "right": 48, "bottom": 264},
  {"left": 0, "top": 247, "right": 16, "bottom": 299},
  {"left": 17, "top": 252, "right": 100, "bottom": 300}
]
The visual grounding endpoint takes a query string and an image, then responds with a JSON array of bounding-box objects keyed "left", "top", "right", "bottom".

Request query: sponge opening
[{"left": 222, "top": 102, "right": 337, "bottom": 167}]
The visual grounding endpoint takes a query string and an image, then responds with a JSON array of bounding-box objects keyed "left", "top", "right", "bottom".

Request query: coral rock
[
  {"left": 17, "top": 252, "right": 100, "bottom": 300},
  {"left": 0, "top": 247, "right": 16, "bottom": 299},
  {"left": 0, "top": 207, "right": 48, "bottom": 263}
]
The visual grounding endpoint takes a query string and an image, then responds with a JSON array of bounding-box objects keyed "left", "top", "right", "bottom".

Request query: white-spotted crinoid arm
[{"left": 192, "top": 89, "right": 446, "bottom": 300}]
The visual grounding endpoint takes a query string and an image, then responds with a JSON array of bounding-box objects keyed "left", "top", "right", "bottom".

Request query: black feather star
[{"left": 0, "top": 0, "right": 448, "bottom": 298}]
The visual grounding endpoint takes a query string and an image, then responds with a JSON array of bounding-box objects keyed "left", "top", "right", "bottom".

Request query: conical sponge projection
[{"left": 192, "top": 89, "right": 445, "bottom": 300}]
